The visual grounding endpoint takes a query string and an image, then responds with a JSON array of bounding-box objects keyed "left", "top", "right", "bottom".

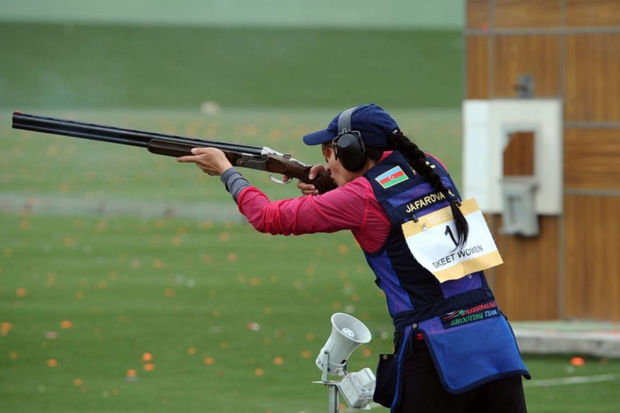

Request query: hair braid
[{"left": 388, "top": 130, "right": 469, "bottom": 248}]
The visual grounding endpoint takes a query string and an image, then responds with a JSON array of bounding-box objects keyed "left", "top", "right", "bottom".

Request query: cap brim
[{"left": 303, "top": 128, "right": 334, "bottom": 145}]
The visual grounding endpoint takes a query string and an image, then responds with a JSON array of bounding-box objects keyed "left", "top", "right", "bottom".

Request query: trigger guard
[{"left": 269, "top": 174, "right": 292, "bottom": 185}]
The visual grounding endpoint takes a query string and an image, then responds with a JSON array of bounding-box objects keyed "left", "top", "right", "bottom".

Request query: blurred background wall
[{"left": 465, "top": 0, "right": 620, "bottom": 322}]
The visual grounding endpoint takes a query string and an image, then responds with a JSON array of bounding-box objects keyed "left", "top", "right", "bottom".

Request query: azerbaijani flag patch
[{"left": 375, "top": 166, "right": 408, "bottom": 189}]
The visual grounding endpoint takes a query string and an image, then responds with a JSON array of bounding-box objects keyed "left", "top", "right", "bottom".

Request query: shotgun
[{"left": 11, "top": 112, "right": 336, "bottom": 194}]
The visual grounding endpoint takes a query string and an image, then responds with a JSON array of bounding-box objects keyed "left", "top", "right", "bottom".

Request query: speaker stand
[
  {"left": 313, "top": 350, "right": 345, "bottom": 413},
  {"left": 328, "top": 383, "right": 340, "bottom": 413}
]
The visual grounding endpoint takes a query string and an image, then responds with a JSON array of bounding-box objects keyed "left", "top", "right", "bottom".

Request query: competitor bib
[{"left": 402, "top": 199, "right": 502, "bottom": 283}]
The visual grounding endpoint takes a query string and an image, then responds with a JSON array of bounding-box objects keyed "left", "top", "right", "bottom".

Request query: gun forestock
[{"left": 147, "top": 139, "right": 269, "bottom": 172}]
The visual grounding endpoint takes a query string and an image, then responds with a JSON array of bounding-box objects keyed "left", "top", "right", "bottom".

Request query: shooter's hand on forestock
[
  {"left": 177, "top": 147, "right": 233, "bottom": 176},
  {"left": 295, "top": 164, "right": 328, "bottom": 196}
]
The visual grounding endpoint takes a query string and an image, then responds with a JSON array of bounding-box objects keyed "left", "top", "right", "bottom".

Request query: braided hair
[{"left": 382, "top": 129, "right": 469, "bottom": 249}]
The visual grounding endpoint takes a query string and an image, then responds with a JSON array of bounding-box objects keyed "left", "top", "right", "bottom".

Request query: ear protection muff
[{"left": 333, "top": 106, "right": 366, "bottom": 172}]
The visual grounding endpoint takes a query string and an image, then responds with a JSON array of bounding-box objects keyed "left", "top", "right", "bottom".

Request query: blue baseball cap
[{"left": 303, "top": 103, "right": 400, "bottom": 148}]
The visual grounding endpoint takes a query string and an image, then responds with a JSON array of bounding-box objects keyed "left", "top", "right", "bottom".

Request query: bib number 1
[{"left": 401, "top": 199, "right": 503, "bottom": 283}]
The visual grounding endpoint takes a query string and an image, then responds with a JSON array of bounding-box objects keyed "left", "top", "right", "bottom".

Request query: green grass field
[
  {"left": 2, "top": 213, "right": 619, "bottom": 413},
  {"left": 0, "top": 22, "right": 463, "bottom": 110},
  {"left": 1, "top": 213, "right": 386, "bottom": 413},
  {"left": 2, "top": 108, "right": 620, "bottom": 412}
]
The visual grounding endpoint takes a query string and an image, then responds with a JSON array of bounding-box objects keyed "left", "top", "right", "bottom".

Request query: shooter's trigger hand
[{"left": 297, "top": 164, "right": 327, "bottom": 196}]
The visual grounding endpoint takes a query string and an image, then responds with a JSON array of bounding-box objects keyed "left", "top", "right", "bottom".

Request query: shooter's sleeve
[{"left": 220, "top": 167, "right": 250, "bottom": 202}]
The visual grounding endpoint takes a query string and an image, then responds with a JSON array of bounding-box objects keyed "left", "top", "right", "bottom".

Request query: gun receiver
[{"left": 12, "top": 112, "right": 336, "bottom": 194}]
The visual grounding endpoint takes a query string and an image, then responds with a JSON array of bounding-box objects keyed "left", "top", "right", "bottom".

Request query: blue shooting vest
[{"left": 363, "top": 152, "right": 529, "bottom": 411}]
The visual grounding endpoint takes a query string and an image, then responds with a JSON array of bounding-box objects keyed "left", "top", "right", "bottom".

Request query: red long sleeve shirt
[{"left": 237, "top": 176, "right": 391, "bottom": 254}]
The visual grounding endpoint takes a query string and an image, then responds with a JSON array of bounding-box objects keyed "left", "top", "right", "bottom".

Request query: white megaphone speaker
[{"left": 316, "top": 313, "right": 372, "bottom": 376}]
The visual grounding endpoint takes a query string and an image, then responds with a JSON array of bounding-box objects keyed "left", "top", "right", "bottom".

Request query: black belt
[{"left": 392, "top": 287, "right": 495, "bottom": 333}]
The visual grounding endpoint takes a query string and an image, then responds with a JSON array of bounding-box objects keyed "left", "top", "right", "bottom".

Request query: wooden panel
[
  {"left": 565, "top": 128, "right": 620, "bottom": 190},
  {"left": 565, "top": 34, "right": 620, "bottom": 123},
  {"left": 564, "top": 195, "right": 620, "bottom": 321},
  {"left": 467, "top": 0, "right": 490, "bottom": 30},
  {"left": 494, "top": 0, "right": 562, "bottom": 28},
  {"left": 493, "top": 35, "right": 561, "bottom": 98},
  {"left": 490, "top": 215, "right": 559, "bottom": 320},
  {"left": 503, "top": 131, "right": 535, "bottom": 176},
  {"left": 566, "top": 0, "right": 620, "bottom": 27},
  {"left": 466, "top": 35, "right": 490, "bottom": 99}
]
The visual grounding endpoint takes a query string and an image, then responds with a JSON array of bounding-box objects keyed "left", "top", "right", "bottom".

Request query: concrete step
[{"left": 512, "top": 321, "right": 620, "bottom": 358}]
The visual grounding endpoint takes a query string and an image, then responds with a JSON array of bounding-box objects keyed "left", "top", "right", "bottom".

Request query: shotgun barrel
[{"left": 11, "top": 112, "right": 337, "bottom": 193}]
